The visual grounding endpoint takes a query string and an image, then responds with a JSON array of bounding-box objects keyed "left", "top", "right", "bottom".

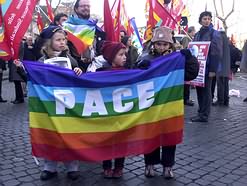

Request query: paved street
[{"left": 0, "top": 73, "right": 247, "bottom": 186}]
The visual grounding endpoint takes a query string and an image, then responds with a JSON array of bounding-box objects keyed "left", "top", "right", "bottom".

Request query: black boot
[
  {"left": 0, "top": 97, "right": 7, "bottom": 103},
  {"left": 40, "top": 170, "right": 57, "bottom": 181}
]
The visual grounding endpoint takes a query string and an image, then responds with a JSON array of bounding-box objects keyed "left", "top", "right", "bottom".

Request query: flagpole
[
  {"left": 36, "top": 5, "right": 52, "bottom": 23},
  {"left": 111, "top": 0, "right": 118, "bottom": 11}
]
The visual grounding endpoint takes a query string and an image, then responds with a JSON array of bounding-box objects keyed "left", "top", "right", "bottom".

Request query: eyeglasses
[{"left": 78, "top": 4, "right": 90, "bottom": 8}]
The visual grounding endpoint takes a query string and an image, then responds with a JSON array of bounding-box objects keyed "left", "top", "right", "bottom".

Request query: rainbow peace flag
[
  {"left": 63, "top": 16, "right": 96, "bottom": 55},
  {"left": 24, "top": 52, "right": 185, "bottom": 162}
]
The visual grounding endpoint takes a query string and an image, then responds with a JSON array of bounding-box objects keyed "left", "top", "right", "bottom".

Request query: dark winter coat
[
  {"left": 137, "top": 48, "right": 199, "bottom": 81},
  {"left": 229, "top": 43, "right": 242, "bottom": 72},
  {"left": 240, "top": 41, "right": 247, "bottom": 71},
  {"left": 23, "top": 43, "right": 36, "bottom": 61},
  {"left": 0, "top": 59, "right": 6, "bottom": 71},
  {"left": 125, "top": 46, "right": 139, "bottom": 69},
  {"left": 217, "top": 31, "right": 231, "bottom": 77},
  {"left": 194, "top": 24, "right": 223, "bottom": 75}
]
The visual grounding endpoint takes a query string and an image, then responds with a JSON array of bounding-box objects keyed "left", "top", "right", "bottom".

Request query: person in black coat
[{"left": 0, "top": 59, "right": 7, "bottom": 102}]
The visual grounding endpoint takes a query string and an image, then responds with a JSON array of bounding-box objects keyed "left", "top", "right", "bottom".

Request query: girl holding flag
[
  {"left": 95, "top": 41, "right": 127, "bottom": 179},
  {"left": 138, "top": 26, "right": 199, "bottom": 179},
  {"left": 14, "top": 25, "right": 83, "bottom": 181}
]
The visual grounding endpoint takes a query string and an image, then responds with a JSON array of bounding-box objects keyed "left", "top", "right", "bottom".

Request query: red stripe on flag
[
  {"left": 66, "top": 32, "right": 86, "bottom": 55},
  {"left": 32, "top": 131, "right": 183, "bottom": 161},
  {"left": 31, "top": 116, "right": 184, "bottom": 149}
]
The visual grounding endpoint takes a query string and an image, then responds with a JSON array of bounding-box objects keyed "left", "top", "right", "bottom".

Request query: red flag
[
  {"left": 154, "top": 0, "right": 178, "bottom": 29},
  {"left": 36, "top": 11, "right": 44, "bottom": 33},
  {"left": 104, "top": 0, "right": 116, "bottom": 41},
  {"left": 110, "top": 0, "right": 132, "bottom": 40},
  {"left": 115, "top": 0, "right": 121, "bottom": 41},
  {"left": 45, "top": 0, "right": 54, "bottom": 22},
  {"left": 1, "top": 0, "right": 38, "bottom": 60},
  {"left": 144, "top": 0, "right": 155, "bottom": 40}
]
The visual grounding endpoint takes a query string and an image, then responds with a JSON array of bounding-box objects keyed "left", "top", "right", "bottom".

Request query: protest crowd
[{"left": 0, "top": 0, "right": 247, "bottom": 183}]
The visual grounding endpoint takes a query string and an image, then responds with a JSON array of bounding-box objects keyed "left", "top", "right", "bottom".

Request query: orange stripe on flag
[{"left": 31, "top": 116, "right": 184, "bottom": 149}]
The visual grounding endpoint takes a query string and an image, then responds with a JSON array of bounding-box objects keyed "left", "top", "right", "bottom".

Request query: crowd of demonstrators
[
  {"left": 180, "top": 26, "right": 197, "bottom": 106},
  {"left": 2, "top": 0, "right": 246, "bottom": 182},
  {"left": 96, "top": 41, "right": 127, "bottom": 179},
  {"left": 240, "top": 40, "right": 247, "bottom": 102},
  {"left": 14, "top": 26, "right": 82, "bottom": 181},
  {"left": 137, "top": 26, "right": 199, "bottom": 179},
  {"left": 0, "top": 59, "right": 7, "bottom": 102},
  {"left": 211, "top": 28, "right": 231, "bottom": 106},
  {"left": 191, "top": 11, "right": 223, "bottom": 123}
]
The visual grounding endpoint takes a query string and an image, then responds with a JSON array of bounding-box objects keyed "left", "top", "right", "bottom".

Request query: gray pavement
[{"left": 0, "top": 73, "right": 247, "bottom": 186}]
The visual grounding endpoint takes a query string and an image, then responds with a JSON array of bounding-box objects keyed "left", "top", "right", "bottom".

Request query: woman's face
[
  {"left": 112, "top": 48, "right": 127, "bottom": 67},
  {"left": 51, "top": 32, "right": 66, "bottom": 52},
  {"left": 201, "top": 16, "right": 212, "bottom": 27},
  {"left": 127, "top": 38, "right": 132, "bottom": 46},
  {"left": 154, "top": 41, "right": 170, "bottom": 54}
]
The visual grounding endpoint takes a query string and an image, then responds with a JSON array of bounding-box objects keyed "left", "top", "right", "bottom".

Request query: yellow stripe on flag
[{"left": 30, "top": 100, "right": 184, "bottom": 133}]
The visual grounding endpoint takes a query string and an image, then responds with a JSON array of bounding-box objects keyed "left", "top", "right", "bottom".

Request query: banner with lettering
[
  {"left": 186, "top": 41, "right": 211, "bottom": 87},
  {"left": 23, "top": 52, "right": 185, "bottom": 162},
  {"left": 0, "top": 0, "right": 37, "bottom": 60}
]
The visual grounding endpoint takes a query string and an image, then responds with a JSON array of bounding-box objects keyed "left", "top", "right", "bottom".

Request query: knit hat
[
  {"left": 151, "top": 26, "right": 173, "bottom": 43},
  {"left": 101, "top": 41, "right": 126, "bottom": 64},
  {"left": 40, "top": 26, "right": 66, "bottom": 39},
  {"left": 121, "top": 36, "right": 130, "bottom": 46}
]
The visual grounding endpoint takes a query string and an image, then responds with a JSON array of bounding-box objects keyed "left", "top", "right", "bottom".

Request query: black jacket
[{"left": 137, "top": 49, "right": 199, "bottom": 81}]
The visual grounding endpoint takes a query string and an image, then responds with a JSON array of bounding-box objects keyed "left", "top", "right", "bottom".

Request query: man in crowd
[
  {"left": 52, "top": 13, "right": 68, "bottom": 27},
  {"left": 212, "top": 28, "right": 231, "bottom": 106},
  {"left": 68, "top": 0, "right": 105, "bottom": 71}
]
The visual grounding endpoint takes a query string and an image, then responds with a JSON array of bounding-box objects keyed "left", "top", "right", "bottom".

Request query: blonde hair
[{"left": 41, "top": 30, "right": 69, "bottom": 58}]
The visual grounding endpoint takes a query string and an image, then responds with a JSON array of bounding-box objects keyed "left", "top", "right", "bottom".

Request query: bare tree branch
[
  {"left": 212, "top": 0, "right": 235, "bottom": 34},
  {"left": 53, "top": 0, "right": 62, "bottom": 13},
  {"left": 225, "top": 0, "right": 235, "bottom": 20},
  {"left": 213, "top": 0, "right": 219, "bottom": 17},
  {"left": 220, "top": 0, "right": 224, "bottom": 16}
]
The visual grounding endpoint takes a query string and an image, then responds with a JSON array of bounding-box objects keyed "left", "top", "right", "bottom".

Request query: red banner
[{"left": 2, "top": 0, "right": 37, "bottom": 59}]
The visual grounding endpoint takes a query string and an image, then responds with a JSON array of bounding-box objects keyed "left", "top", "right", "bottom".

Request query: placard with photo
[{"left": 44, "top": 57, "right": 72, "bottom": 69}]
